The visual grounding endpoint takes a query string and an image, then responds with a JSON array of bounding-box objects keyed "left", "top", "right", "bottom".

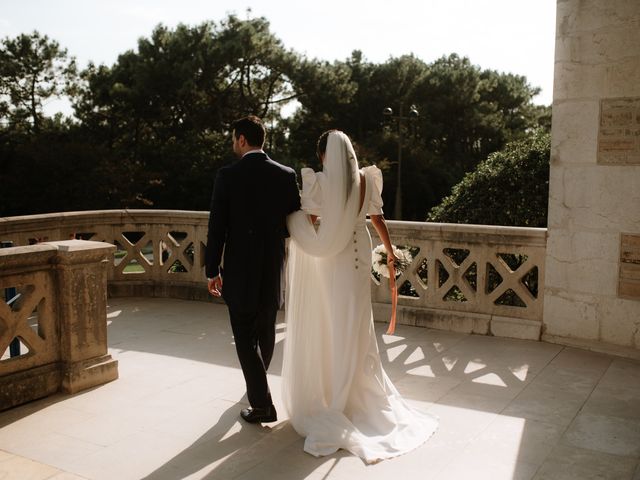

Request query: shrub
[{"left": 427, "top": 131, "right": 550, "bottom": 227}]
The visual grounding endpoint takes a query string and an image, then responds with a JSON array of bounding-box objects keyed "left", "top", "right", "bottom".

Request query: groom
[{"left": 205, "top": 115, "right": 300, "bottom": 423}]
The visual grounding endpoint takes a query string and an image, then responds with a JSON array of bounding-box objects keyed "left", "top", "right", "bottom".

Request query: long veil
[
  {"left": 286, "top": 131, "right": 360, "bottom": 257},
  {"left": 282, "top": 131, "right": 361, "bottom": 431}
]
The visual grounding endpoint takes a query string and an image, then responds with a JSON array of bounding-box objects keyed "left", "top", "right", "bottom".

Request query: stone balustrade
[
  {"left": 0, "top": 210, "right": 211, "bottom": 300},
  {"left": 1, "top": 210, "right": 547, "bottom": 344},
  {"left": 369, "top": 221, "right": 547, "bottom": 340},
  {"left": 0, "top": 240, "right": 118, "bottom": 410}
]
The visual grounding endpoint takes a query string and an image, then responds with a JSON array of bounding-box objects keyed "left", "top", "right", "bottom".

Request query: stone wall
[{"left": 544, "top": 0, "right": 640, "bottom": 355}]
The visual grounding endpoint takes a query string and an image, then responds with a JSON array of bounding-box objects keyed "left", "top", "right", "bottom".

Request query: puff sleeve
[
  {"left": 363, "top": 165, "right": 384, "bottom": 216},
  {"left": 300, "top": 167, "right": 323, "bottom": 216}
]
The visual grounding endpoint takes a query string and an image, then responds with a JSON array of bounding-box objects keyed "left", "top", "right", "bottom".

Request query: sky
[{"left": 1, "top": 0, "right": 557, "bottom": 115}]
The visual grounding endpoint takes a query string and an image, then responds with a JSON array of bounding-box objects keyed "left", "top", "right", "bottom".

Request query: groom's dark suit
[{"left": 205, "top": 151, "right": 300, "bottom": 408}]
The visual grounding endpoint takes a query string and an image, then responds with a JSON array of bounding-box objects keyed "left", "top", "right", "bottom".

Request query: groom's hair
[
  {"left": 232, "top": 115, "right": 266, "bottom": 148},
  {"left": 316, "top": 129, "right": 339, "bottom": 159}
]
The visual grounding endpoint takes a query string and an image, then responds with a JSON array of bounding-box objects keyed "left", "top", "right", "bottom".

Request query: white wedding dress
[{"left": 282, "top": 132, "right": 437, "bottom": 463}]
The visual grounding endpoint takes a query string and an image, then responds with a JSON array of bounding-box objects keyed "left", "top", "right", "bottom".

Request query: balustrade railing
[
  {"left": 370, "top": 221, "right": 546, "bottom": 339},
  {"left": 0, "top": 210, "right": 210, "bottom": 299},
  {"left": 1, "top": 210, "right": 547, "bottom": 339},
  {"left": 0, "top": 240, "right": 118, "bottom": 410}
]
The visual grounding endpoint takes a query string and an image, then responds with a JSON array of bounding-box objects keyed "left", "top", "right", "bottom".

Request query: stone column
[
  {"left": 544, "top": 0, "right": 640, "bottom": 357},
  {"left": 50, "top": 240, "right": 119, "bottom": 393}
]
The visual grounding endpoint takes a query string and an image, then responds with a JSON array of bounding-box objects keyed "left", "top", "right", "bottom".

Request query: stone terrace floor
[{"left": 1, "top": 297, "right": 640, "bottom": 480}]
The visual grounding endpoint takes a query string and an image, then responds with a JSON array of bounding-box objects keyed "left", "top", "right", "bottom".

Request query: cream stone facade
[{"left": 544, "top": 0, "right": 640, "bottom": 354}]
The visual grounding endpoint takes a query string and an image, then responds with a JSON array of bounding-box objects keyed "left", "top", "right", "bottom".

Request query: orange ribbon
[{"left": 386, "top": 263, "right": 398, "bottom": 335}]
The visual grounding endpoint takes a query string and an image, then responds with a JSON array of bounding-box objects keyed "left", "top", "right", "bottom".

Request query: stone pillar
[
  {"left": 50, "top": 240, "right": 119, "bottom": 393},
  {"left": 544, "top": 0, "right": 640, "bottom": 357}
]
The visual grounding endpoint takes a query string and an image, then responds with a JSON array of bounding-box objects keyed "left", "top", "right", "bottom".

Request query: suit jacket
[{"left": 205, "top": 152, "right": 301, "bottom": 311}]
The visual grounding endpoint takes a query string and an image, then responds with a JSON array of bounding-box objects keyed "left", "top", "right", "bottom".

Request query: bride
[{"left": 283, "top": 130, "right": 438, "bottom": 463}]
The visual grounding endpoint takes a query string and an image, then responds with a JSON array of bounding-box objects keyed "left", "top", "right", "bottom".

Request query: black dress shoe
[{"left": 240, "top": 405, "right": 278, "bottom": 423}]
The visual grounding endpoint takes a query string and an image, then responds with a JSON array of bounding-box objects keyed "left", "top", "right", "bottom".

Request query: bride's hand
[{"left": 387, "top": 252, "right": 398, "bottom": 285}]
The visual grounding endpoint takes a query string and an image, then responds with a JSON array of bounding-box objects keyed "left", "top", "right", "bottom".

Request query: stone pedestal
[{"left": 53, "top": 240, "right": 119, "bottom": 393}]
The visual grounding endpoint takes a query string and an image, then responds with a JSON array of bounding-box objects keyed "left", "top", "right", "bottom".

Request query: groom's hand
[{"left": 208, "top": 276, "right": 223, "bottom": 297}]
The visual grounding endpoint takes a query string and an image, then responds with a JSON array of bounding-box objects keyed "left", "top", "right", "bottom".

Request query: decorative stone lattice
[{"left": 0, "top": 282, "right": 55, "bottom": 372}]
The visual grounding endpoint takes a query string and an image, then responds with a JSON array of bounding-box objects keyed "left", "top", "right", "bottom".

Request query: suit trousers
[{"left": 228, "top": 303, "right": 278, "bottom": 408}]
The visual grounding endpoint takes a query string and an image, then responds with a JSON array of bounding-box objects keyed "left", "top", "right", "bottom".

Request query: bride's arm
[
  {"left": 370, "top": 215, "right": 397, "bottom": 264},
  {"left": 300, "top": 168, "right": 321, "bottom": 226}
]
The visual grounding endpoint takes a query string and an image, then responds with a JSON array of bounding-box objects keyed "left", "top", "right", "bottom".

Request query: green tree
[
  {"left": 73, "top": 16, "right": 299, "bottom": 210},
  {"left": 0, "top": 126, "right": 122, "bottom": 215},
  {"left": 0, "top": 20, "right": 551, "bottom": 220},
  {"left": 0, "top": 32, "right": 86, "bottom": 217},
  {"left": 427, "top": 131, "right": 550, "bottom": 227},
  {"left": 0, "top": 31, "right": 76, "bottom": 134},
  {"left": 286, "top": 52, "right": 547, "bottom": 220}
]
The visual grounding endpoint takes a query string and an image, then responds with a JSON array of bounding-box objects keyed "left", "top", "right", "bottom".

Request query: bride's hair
[
  {"left": 316, "top": 129, "right": 338, "bottom": 160},
  {"left": 317, "top": 129, "right": 359, "bottom": 205}
]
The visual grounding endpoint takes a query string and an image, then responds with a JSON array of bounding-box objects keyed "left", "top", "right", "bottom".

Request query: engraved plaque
[
  {"left": 598, "top": 98, "right": 640, "bottom": 165},
  {"left": 619, "top": 234, "right": 640, "bottom": 300}
]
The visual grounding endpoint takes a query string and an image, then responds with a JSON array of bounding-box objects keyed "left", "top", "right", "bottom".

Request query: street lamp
[{"left": 383, "top": 103, "right": 419, "bottom": 220}]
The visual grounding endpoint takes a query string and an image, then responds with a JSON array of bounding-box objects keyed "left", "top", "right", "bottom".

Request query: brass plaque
[
  {"left": 619, "top": 234, "right": 640, "bottom": 300},
  {"left": 598, "top": 98, "right": 640, "bottom": 165}
]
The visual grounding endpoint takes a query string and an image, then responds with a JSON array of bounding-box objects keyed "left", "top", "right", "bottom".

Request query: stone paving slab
[{"left": 1, "top": 297, "right": 639, "bottom": 480}]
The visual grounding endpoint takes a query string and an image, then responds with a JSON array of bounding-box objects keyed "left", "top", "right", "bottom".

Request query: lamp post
[{"left": 383, "top": 103, "right": 419, "bottom": 220}]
